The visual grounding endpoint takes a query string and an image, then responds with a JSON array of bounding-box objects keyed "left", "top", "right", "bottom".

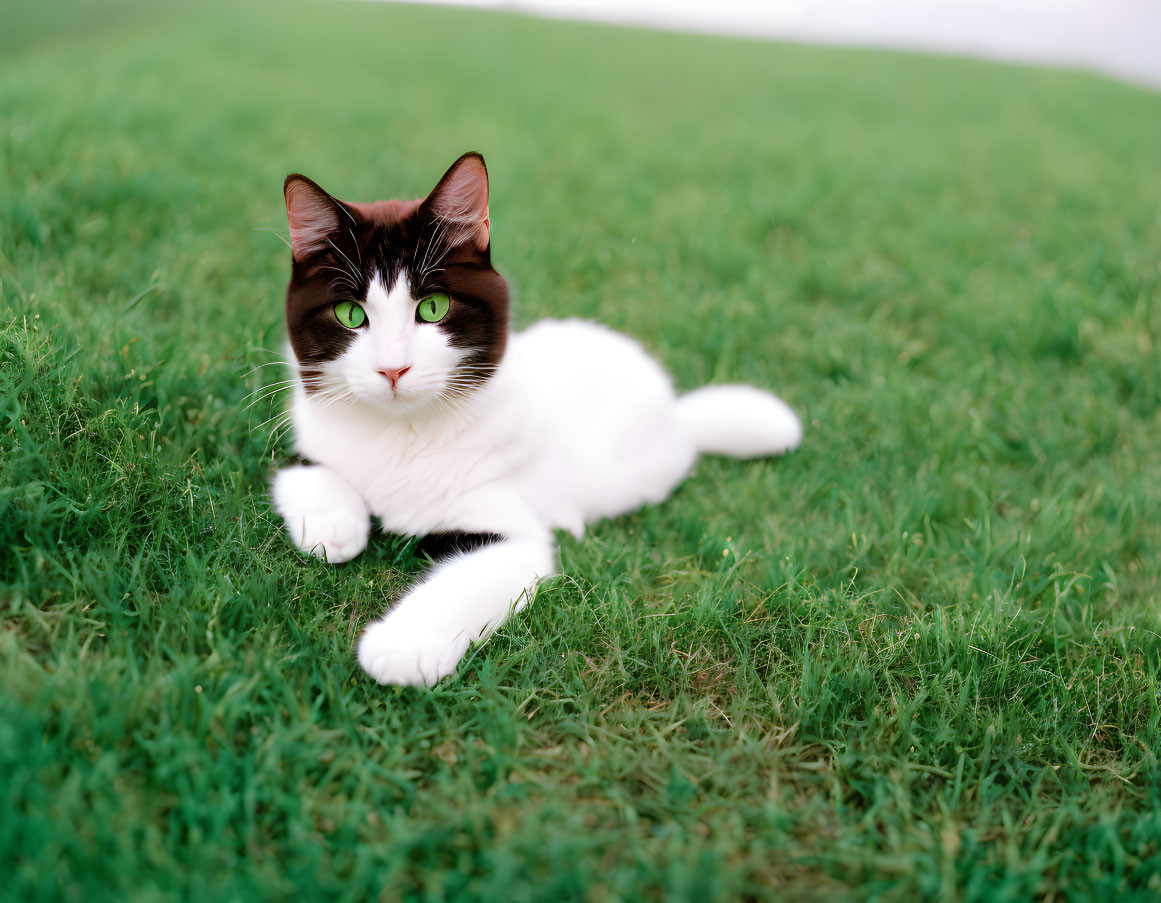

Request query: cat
[{"left": 271, "top": 152, "right": 802, "bottom": 687}]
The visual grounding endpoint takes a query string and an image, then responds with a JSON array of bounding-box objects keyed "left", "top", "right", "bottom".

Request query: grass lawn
[{"left": 2, "top": 1, "right": 1160, "bottom": 899}]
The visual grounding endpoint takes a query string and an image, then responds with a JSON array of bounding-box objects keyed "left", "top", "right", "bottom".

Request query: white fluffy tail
[{"left": 676, "top": 385, "right": 803, "bottom": 459}]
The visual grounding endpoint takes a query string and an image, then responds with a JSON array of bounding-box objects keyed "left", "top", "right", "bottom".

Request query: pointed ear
[
  {"left": 423, "top": 152, "right": 490, "bottom": 252},
  {"left": 284, "top": 174, "right": 345, "bottom": 261}
]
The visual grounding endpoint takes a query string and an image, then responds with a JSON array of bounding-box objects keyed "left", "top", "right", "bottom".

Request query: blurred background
[{"left": 400, "top": 0, "right": 1161, "bottom": 88}]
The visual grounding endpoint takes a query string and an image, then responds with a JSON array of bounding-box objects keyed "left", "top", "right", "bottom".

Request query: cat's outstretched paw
[
  {"left": 272, "top": 466, "right": 370, "bottom": 564},
  {"left": 357, "top": 616, "right": 472, "bottom": 687}
]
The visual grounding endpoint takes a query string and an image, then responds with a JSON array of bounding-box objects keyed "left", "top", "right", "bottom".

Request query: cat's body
[{"left": 272, "top": 153, "right": 801, "bottom": 686}]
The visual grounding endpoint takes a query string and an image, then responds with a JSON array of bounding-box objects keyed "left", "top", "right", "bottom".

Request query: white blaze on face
[{"left": 325, "top": 271, "right": 468, "bottom": 414}]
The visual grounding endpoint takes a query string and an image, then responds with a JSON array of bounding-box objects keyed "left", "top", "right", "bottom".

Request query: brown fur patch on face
[{"left": 282, "top": 154, "right": 509, "bottom": 395}]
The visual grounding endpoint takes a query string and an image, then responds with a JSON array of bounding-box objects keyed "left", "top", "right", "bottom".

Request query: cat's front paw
[
  {"left": 272, "top": 466, "right": 370, "bottom": 564},
  {"left": 288, "top": 507, "right": 370, "bottom": 564},
  {"left": 357, "top": 615, "right": 472, "bottom": 687}
]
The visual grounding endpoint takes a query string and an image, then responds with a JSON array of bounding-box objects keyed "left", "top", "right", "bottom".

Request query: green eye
[
  {"left": 334, "top": 301, "right": 366, "bottom": 329},
  {"left": 417, "top": 294, "right": 450, "bottom": 323}
]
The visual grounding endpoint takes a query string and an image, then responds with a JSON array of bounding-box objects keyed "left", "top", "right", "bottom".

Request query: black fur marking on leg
[{"left": 414, "top": 531, "right": 504, "bottom": 561}]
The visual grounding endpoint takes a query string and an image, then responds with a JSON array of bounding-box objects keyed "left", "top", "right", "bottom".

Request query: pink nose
[{"left": 377, "top": 365, "right": 411, "bottom": 389}]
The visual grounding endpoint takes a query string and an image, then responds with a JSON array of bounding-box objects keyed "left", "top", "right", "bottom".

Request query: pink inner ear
[
  {"left": 430, "top": 158, "right": 490, "bottom": 251},
  {"left": 285, "top": 180, "right": 339, "bottom": 260},
  {"left": 478, "top": 212, "right": 490, "bottom": 252}
]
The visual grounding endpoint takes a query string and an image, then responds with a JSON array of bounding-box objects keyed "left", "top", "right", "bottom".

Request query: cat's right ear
[
  {"left": 284, "top": 175, "right": 346, "bottom": 262},
  {"left": 422, "top": 153, "right": 491, "bottom": 252}
]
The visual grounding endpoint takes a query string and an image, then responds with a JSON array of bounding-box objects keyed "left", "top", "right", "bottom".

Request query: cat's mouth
[{"left": 353, "top": 371, "right": 440, "bottom": 414}]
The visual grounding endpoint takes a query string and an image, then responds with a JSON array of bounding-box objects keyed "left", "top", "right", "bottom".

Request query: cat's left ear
[{"left": 422, "top": 152, "right": 490, "bottom": 252}]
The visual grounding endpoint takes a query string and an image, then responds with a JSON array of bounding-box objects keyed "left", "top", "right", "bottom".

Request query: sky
[{"left": 389, "top": 0, "right": 1161, "bottom": 89}]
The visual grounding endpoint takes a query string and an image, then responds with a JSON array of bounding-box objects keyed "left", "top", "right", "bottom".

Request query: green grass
[{"left": 3, "top": 2, "right": 1160, "bottom": 899}]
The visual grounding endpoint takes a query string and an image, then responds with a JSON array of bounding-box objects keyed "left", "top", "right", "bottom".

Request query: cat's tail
[{"left": 676, "top": 385, "right": 803, "bottom": 459}]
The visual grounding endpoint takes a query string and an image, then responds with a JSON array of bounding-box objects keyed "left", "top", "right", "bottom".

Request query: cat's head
[{"left": 282, "top": 153, "right": 508, "bottom": 419}]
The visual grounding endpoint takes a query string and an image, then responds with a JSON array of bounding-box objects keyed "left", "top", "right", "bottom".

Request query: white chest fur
[
  {"left": 289, "top": 319, "right": 702, "bottom": 539},
  {"left": 290, "top": 373, "right": 532, "bottom": 536}
]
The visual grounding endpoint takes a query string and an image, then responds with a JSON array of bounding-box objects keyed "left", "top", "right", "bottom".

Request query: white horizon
[{"left": 375, "top": 0, "right": 1161, "bottom": 90}]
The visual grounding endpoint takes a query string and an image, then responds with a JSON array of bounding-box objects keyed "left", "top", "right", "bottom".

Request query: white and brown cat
[{"left": 272, "top": 152, "right": 802, "bottom": 686}]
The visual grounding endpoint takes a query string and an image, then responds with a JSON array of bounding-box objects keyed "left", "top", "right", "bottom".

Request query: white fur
[
  {"left": 357, "top": 536, "right": 554, "bottom": 685},
  {"left": 272, "top": 465, "right": 370, "bottom": 563},
  {"left": 677, "top": 385, "right": 803, "bottom": 458},
  {"left": 272, "top": 273, "right": 801, "bottom": 685}
]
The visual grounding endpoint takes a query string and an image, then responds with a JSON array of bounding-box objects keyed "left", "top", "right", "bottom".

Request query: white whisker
[
  {"left": 325, "top": 237, "right": 362, "bottom": 284},
  {"left": 254, "top": 227, "right": 293, "bottom": 251}
]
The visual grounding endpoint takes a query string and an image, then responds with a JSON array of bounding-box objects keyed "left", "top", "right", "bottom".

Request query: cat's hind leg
[
  {"left": 676, "top": 385, "right": 802, "bottom": 459},
  {"left": 272, "top": 465, "right": 371, "bottom": 564}
]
